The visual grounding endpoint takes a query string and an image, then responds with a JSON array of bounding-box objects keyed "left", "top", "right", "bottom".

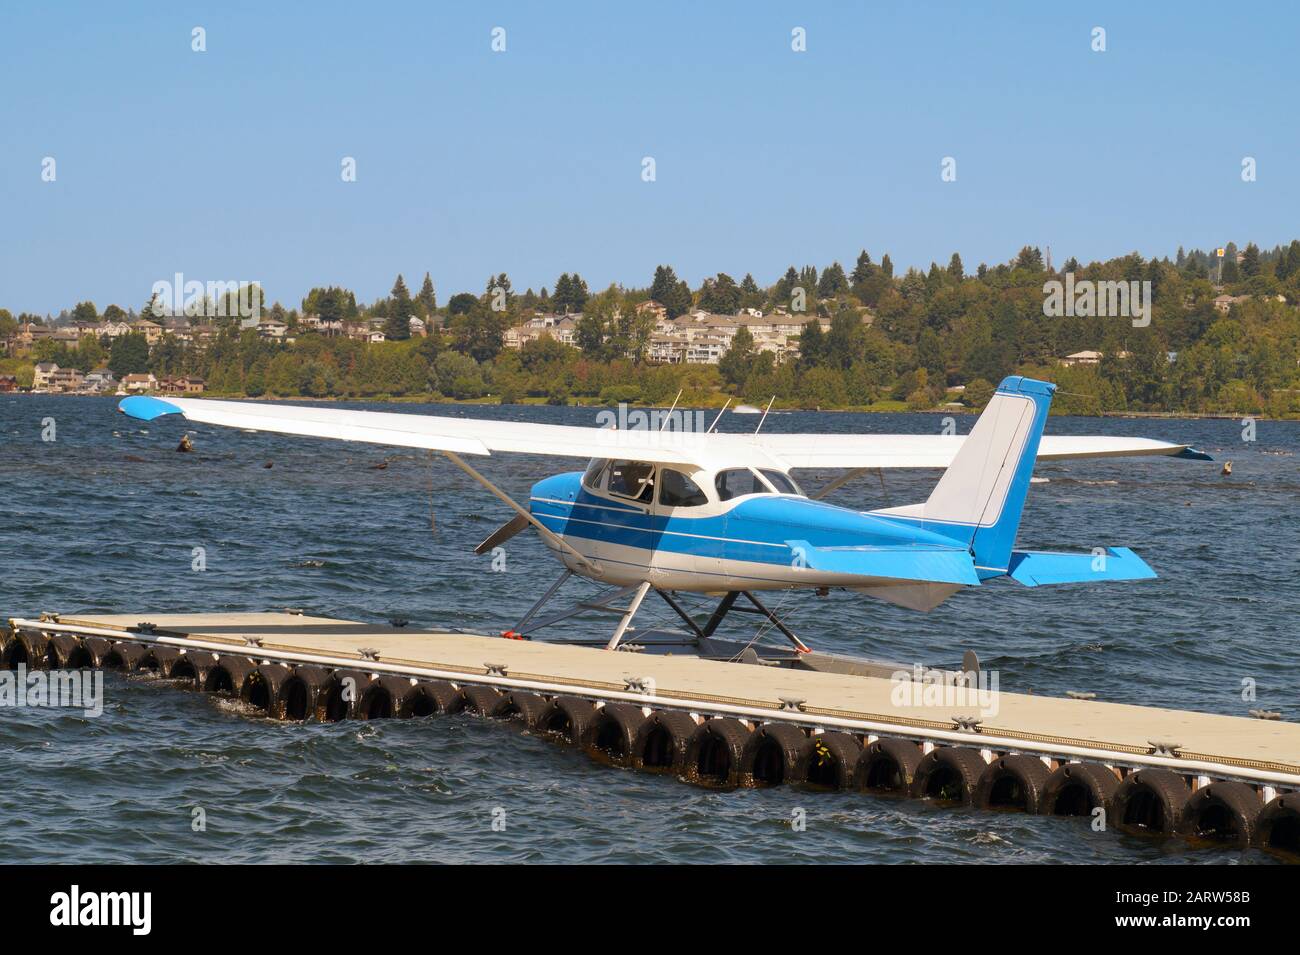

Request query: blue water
[{"left": 2, "top": 395, "right": 1297, "bottom": 863}]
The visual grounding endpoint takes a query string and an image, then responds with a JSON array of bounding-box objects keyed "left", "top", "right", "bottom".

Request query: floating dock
[{"left": 6, "top": 610, "right": 1299, "bottom": 856}]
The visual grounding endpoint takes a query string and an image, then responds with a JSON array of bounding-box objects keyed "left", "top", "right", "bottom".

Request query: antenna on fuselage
[
  {"left": 659, "top": 388, "right": 683, "bottom": 432},
  {"left": 753, "top": 396, "right": 776, "bottom": 435},
  {"left": 706, "top": 398, "right": 732, "bottom": 433}
]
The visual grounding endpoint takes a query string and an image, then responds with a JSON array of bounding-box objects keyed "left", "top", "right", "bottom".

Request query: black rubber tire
[
  {"left": 536, "top": 695, "right": 598, "bottom": 744},
  {"left": 114, "top": 642, "right": 151, "bottom": 672},
  {"left": 14, "top": 631, "right": 51, "bottom": 670},
  {"left": 240, "top": 664, "right": 291, "bottom": 713},
  {"left": 49, "top": 633, "right": 88, "bottom": 668},
  {"left": 278, "top": 665, "right": 330, "bottom": 721},
  {"left": 975, "top": 754, "right": 1053, "bottom": 812},
  {"left": 685, "top": 718, "right": 752, "bottom": 788},
  {"left": 581, "top": 702, "right": 647, "bottom": 764},
  {"left": 1181, "top": 781, "right": 1263, "bottom": 846},
  {"left": 741, "top": 722, "right": 811, "bottom": 787},
  {"left": 633, "top": 710, "right": 699, "bottom": 773},
  {"left": 149, "top": 646, "right": 184, "bottom": 678},
  {"left": 415, "top": 680, "right": 465, "bottom": 715},
  {"left": 1113, "top": 769, "right": 1190, "bottom": 836},
  {"left": 462, "top": 684, "right": 512, "bottom": 717},
  {"left": 856, "top": 737, "right": 925, "bottom": 794},
  {"left": 1040, "top": 762, "right": 1120, "bottom": 817},
  {"left": 1256, "top": 792, "right": 1300, "bottom": 856},
  {"left": 911, "top": 747, "right": 988, "bottom": 805},
  {"left": 503, "top": 691, "right": 550, "bottom": 729},
  {"left": 352, "top": 675, "right": 405, "bottom": 719},
  {"left": 797, "top": 732, "right": 862, "bottom": 790},
  {"left": 221, "top": 656, "right": 259, "bottom": 693},
  {"left": 80, "top": 637, "right": 117, "bottom": 668},
  {"left": 315, "top": 668, "right": 371, "bottom": 721}
]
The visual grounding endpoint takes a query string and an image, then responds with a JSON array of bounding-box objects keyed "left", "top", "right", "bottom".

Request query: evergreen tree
[
  {"left": 947, "top": 253, "right": 964, "bottom": 280},
  {"left": 718, "top": 325, "right": 756, "bottom": 388},
  {"left": 851, "top": 250, "right": 875, "bottom": 285},
  {"left": 817, "top": 262, "right": 849, "bottom": 298},
  {"left": 416, "top": 272, "right": 437, "bottom": 317},
  {"left": 1014, "top": 246, "right": 1045, "bottom": 271},
  {"left": 385, "top": 274, "right": 413, "bottom": 340},
  {"left": 880, "top": 254, "right": 894, "bottom": 278},
  {"left": 698, "top": 272, "right": 742, "bottom": 314},
  {"left": 798, "top": 319, "right": 826, "bottom": 366},
  {"left": 1241, "top": 243, "right": 1261, "bottom": 277}
]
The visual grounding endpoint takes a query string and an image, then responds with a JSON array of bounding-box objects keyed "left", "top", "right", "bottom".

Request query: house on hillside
[
  {"left": 33, "top": 361, "right": 59, "bottom": 389},
  {"left": 122, "top": 373, "right": 158, "bottom": 393}
]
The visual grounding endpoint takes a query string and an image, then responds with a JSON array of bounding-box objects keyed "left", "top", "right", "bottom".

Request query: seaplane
[{"left": 118, "top": 376, "right": 1210, "bottom": 673}]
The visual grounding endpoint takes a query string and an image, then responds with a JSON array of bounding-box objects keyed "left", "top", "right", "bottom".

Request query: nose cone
[{"left": 730, "top": 496, "right": 962, "bottom": 550}]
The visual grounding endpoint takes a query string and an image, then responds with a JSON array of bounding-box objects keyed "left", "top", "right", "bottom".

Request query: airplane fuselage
[{"left": 529, "top": 464, "right": 971, "bottom": 594}]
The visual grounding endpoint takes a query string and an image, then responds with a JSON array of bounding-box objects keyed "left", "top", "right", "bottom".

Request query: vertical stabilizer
[{"left": 909, "top": 376, "right": 1055, "bottom": 574}]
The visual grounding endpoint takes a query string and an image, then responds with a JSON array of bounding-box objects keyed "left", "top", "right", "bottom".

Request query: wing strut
[{"left": 442, "top": 451, "right": 601, "bottom": 576}]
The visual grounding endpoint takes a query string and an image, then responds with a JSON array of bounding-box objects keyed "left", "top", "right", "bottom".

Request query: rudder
[{"left": 910, "top": 376, "right": 1054, "bottom": 575}]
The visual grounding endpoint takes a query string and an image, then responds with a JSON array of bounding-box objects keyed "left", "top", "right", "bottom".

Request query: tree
[
  {"left": 880, "top": 254, "right": 894, "bottom": 278},
  {"left": 102, "top": 304, "right": 127, "bottom": 323},
  {"left": 71, "top": 301, "right": 98, "bottom": 323},
  {"left": 718, "top": 325, "right": 756, "bottom": 388},
  {"left": 1241, "top": 243, "right": 1261, "bottom": 277},
  {"left": 416, "top": 272, "right": 437, "bottom": 318},
  {"left": 651, "top": 266, "right": 694, "bottom": 317},
  {"left": 798, "top": 320, "right": 826, "bottom": 366},
  {"left": 947, "top": 253, "right": 964, "bottom": 281},
  {"left": 1014, "top": 246, "right": 1045, "bottom": 272},
  {"left": 108, "top": 332, "right": 150, "bottom": 377},
  {"left": 851, "top": 250, "right": 875, "bottom": 285},
  {"left": 817, "top": 262, "right": 849, "bottom": 298},
  {"left": 449, "top": 302, "right": 504, "bottom": 363},
  {"left": 697, "top": 273, "right": 742, "bottom": 314},
  {"left": 553, "top": 273, "right": 589, "bottom": 313},
  {"left": 447, "top": 292, "right": 478, "bottom": 316},
  {"left": 384, "top": 274, "right": 413, "bottom": 340}
]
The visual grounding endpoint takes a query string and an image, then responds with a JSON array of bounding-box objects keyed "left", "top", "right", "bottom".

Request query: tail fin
[{"left": 879, "top": 376, "right": 1054, "bottom": 576}]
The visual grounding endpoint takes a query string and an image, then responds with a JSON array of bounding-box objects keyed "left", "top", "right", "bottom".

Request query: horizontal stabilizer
[
  {"left": 1005, "top": 547, "right": 1156, "bottom": 587},
  {"left": 787, "top": 539, "right": 979, "bottom": 587}
]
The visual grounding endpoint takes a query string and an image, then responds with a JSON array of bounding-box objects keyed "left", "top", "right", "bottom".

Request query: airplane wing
[
  {"left": 740, "top": 433, "right": 1212, "bottom": 469},
  {"left": 118, "top": 395, "right": 1210, "bottom": 469},
  {"left": 117, "top": 395, "right": 716, "bottom": 467}
]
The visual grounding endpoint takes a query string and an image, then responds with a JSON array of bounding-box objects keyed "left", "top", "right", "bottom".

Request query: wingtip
[
  {"left": 118, "top": 395, "right": 183, "bottom": 421},
  {"left": 1174, "top": 446, "right": 1214, "bottom": 461}
]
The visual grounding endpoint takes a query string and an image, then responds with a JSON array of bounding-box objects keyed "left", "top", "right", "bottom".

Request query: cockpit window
[
  {"left": 583, "top": 458, "right": 609, "bottom": 490},
  {"left": 608, "top": 460, "right": 655, "bottom": 502},
  {"left": 760, "top": 469, "right": 801, "bottom": 495},
  {"left": 659, "top": 469, "right": 708, "bottom": 507},
  {"left": 715, "top": 468, "right": 765, "bottom": 501}
]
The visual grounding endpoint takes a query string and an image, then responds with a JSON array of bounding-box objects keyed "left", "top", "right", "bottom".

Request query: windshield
[
  {"left": 759, "top": 469, "right": 802, "bottom": 495},
  {"left": 715, "top": 468, "right": 766, "bottom": 501}
]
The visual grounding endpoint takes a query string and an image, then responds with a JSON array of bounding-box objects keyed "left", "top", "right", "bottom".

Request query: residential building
[
  {"left": 122, "top": 373, "right": 158, "bottom": 392},
  {"left": 33, "top": 361, "right": 59, "bottom": 388}
]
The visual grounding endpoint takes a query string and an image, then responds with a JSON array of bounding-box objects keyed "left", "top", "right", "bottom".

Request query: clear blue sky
[{"left": 2, "top": 1, "right": 1296, "bottom": 315}]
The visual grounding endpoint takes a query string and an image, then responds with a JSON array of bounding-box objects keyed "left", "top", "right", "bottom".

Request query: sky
[{"left": 1, "top": 1, "right": 1297, "bottom": 315}]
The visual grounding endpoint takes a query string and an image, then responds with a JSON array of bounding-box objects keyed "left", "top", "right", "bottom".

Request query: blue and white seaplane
[{"left": 119, "top": 376, "right": 1209, "bottom": 670}]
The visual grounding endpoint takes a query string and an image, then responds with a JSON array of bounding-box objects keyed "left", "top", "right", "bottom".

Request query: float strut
[{"left": 605, "top": 581, "right": 652, "bottom": 651}]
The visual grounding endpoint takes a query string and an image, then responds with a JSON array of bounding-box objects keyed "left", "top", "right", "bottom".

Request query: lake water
[{"left": 2, "top": 395, "right": 1297, "bottom": 863}]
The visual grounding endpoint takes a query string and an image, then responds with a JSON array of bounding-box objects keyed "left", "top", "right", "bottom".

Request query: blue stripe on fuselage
[{"left": 529, "top": 472, "right": 968, "bottom": 567}]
